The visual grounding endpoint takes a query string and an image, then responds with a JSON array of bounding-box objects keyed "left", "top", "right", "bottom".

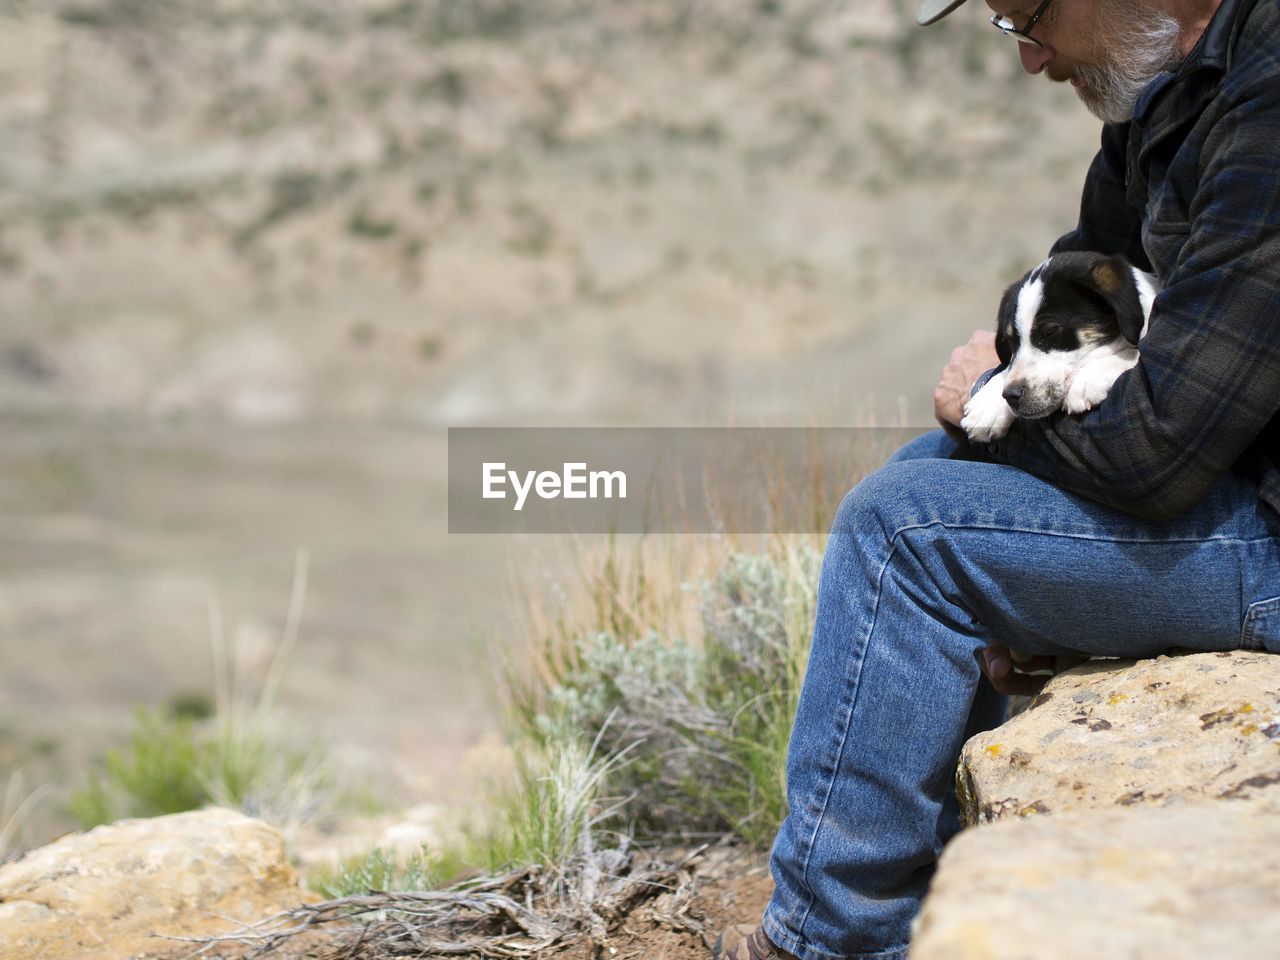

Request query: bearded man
[{"left": 714, "top": 0, "right": 1280, "bottom": 957}]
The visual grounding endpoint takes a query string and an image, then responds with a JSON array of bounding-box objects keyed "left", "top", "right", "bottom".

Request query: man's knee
[{"left": 833, "top": 460, "right": 955, "bottom": 542}]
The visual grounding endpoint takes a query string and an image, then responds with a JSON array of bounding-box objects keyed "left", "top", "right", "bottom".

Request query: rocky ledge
[{"left": 911, "top": 650, "right": 1280, "bottom": 960}]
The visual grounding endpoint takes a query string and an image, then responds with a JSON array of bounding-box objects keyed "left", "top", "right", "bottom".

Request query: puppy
[{"left": 962, "top": 252, "right": 1159, "bottom": 443}]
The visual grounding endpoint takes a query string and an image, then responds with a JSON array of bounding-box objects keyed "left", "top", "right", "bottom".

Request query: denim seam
[
  {"left": 886, "top": 519, "right": 1279, "bottom": 548},
  {"left": 1240, "top": 595, "right": 1280, "bottom": 650},
  {"left": 787, "top": 527, "right": 949, "bottom": 954},
  {"left": 790, "top": 547, "right": 876, "bottom": 940},
  {"left": 897, "top": 521, "right": 1279, "bottom": 652}
]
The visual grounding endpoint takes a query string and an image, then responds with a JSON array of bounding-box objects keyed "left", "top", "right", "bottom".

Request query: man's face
[{"left": 987, "top": 0, "right": 1183, "bottom": 123}]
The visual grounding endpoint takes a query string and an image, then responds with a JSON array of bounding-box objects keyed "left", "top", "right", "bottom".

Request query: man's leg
[
  {"left": 762, "top": 448, "right": 1280, "bottom": 960},
  {"left": 883, "top": 429, "right": 1012, "bottom": 826}
]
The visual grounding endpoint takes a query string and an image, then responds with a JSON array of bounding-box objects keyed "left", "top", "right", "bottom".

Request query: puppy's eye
[{"left": 1031, "top": 319, "right": 1081, "bottom": 352}]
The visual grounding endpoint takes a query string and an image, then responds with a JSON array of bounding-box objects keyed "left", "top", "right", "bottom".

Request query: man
[{"left": 715, "top": 0, "right": 1280, "bottom": 957}]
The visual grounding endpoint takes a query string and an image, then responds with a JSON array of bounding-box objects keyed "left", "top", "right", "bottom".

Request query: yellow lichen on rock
[
  {"left": 957, "top": 651, "right": 1280, "bottom": 824},
  {"left": 917, "top": 651, "right": 1280, "bottom": 959}
]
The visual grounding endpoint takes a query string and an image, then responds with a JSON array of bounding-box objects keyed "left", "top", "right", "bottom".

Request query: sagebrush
[{"left": 505, "top": 540, "right": 821, "bottom": 853}]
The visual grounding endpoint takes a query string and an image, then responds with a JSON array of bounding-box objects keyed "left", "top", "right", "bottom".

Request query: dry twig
[{"left": 165, "top": 845, "right": 713, "bottom": 960}]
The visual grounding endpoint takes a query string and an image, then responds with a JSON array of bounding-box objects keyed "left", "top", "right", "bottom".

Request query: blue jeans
[{"left": 763, "top": 429, "right": 1280, "bottom": 960}]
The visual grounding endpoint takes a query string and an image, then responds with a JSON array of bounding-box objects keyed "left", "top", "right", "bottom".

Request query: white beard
[{"left": 1074, "top": 7, "right": 1183, "bottom": 123}]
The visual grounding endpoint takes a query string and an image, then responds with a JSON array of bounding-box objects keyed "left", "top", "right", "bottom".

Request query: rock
[
  {"left": 956, "top": 650, "right": 1280, "bottom": 824},
  {"left": 910, "top": 803, "right": 1280, "bottom": 960},
  {"left": 916, "top": 651, "right": 1280, "bottom": 958},
  {"left": 0, "top": 807, "right": 313, "bottom": 960}
]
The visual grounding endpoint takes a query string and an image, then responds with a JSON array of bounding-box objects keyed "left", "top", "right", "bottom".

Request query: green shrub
[
  {"left": 68, "top": 705, "right": 329, "bottom": 831},
  {"left": 306, "top": 735, "right": 628, "bottom": 897},
  {"left": 201, "top": 717, "right": 331, "bottom": 827},
  {"left": 524, "top": 631, "right": 703, "bottom": 832},
  {"left": 71, "top": 552, "right": 331, "bottom": 831},
  {"left": 507, "top": 542, "right": 820, "bottom": 850},
  {"left": 476, "top": 733, "right": 634, "bottom": 875},
  {"left": 308, "top": 844, "right": 464, "bottom": 898},
  {"left": 695, "top": 547, "right": 821, "bottom": 846},
  {"left": 70, "top": 556, "right": 329, "bottom": 831},
  {"left": 68, "top": 707, "right": 206, "bottom": 826}
]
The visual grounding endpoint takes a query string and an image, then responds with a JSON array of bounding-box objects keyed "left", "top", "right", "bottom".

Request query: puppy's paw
[
  {"left": 1064, "top": 357, "right": 1129, "bottom": 414},
  {"left": 962, "top": 379, "right": 1016, "bottom": 442}
]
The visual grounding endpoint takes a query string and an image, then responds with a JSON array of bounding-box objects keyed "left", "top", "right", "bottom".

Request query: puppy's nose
[{"left": 1002, "top": 383, "right": 1023, "bottom": 409}]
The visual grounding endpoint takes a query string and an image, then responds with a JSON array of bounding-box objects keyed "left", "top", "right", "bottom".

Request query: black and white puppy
[{"left": 962, "top": 252, "right": 1159, "bottom": 443}]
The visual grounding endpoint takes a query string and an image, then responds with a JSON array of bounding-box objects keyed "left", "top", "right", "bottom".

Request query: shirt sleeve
[{"left": 988, "top": 87, "right": 1280, "bottom": 521}]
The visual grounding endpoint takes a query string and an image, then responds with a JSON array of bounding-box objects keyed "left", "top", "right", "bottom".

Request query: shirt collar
[
  {"left": 1191, "top": 0, "right": 1249, "bottom": 73},
  {"left": 1131, "top": 0, "right": 1250, "bottom": 122}
]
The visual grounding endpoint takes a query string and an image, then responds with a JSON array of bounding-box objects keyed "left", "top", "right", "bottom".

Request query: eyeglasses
[{"left": 989, "top": 0, "right": 1056, "bottom": 47}]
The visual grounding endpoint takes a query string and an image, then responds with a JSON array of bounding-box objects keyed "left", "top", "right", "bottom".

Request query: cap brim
[{"left": 915, "top": 0, "right": 969, "bottom": 25}]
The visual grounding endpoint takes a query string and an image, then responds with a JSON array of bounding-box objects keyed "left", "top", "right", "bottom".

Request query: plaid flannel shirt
[{"left": 985, "top": 0, "right": 1280, "bottom": 521}]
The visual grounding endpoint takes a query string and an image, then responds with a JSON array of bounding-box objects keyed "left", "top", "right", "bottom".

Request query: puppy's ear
[
  {"left": 994, "top": 282, "right": 1018, "bottom": 367},
  {"left": 1087, "top": 256, "right": 1145, "bottom": 345}
]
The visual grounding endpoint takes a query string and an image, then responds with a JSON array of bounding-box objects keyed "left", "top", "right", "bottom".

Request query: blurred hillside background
[{"left": 0, "top": 0, "right": 1099, "bottom": 849}]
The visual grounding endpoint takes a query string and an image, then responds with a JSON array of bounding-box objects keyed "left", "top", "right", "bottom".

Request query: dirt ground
[{"left": 547, "top": 855, "right": 775, "bottom": 960}]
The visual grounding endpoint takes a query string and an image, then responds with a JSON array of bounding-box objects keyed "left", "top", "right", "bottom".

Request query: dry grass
[
  {"left": 1, "top": 767, "right": 51, "bottom": 863},
  {"left": 69, "top": 551, "right": 336, "bottom": 839}
]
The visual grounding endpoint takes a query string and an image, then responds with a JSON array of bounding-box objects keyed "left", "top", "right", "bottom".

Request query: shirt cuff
[{"left": 969, "top": 365, "right": 1002, "bottom": 397}]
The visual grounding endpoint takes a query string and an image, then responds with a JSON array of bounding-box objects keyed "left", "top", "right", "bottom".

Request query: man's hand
[
  {"left": 935, "top": 330, "right": 1000, "bottom": 439},
  {"left": 980, "top": 642, "right": 1056, "bottom": 696}
]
